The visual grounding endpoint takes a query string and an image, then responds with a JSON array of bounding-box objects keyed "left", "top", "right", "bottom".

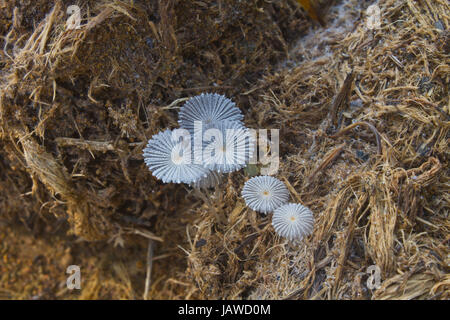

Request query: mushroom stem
[{"left": 194, "top": 187, "right": 225, "bottom": 224}]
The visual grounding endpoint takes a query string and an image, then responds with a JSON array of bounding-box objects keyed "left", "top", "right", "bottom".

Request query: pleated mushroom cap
[
  {"left": 199, "top": 120, "right": 255, "bottom": 173},
  {"left": 241, "top": 175, "right": 289, "bottom": 214},
  {"left": 143, "top": 128, "right": 209, "bottom": 184},
  {"left": 272, "top": 203, "right": 314, "bottom": 241},
  {"left": 178, "top": 93, "right": 243, "bottom": 134}
]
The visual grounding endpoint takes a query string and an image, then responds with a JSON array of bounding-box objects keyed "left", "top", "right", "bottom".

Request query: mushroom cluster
[
  {"left": 143, "top": 93, "right": 254, "bottom": 187},
  {"left": 242, "top": 176, "right": 314, "bottom": 242},
  {"left": 143, "top": 93, "right": 314, "bottom": 242}
]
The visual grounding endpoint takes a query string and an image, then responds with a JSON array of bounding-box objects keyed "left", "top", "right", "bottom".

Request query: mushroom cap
[
  {"left": 178, "top": 93, "right": 243, "bottom": 134},
  {"left": 198, "top": 120, "right": 255, "bottom": 173},
  {"left": 241, "top": 175, "right": 289, "bottom": 214},
  {"left": 272, "top": 203, "right": 314, "bottom": 241},
  {"left": 143, "top": 128, "right": 210, "bottom": 184}
]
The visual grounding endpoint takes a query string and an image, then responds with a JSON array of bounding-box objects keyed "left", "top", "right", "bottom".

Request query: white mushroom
[
  {"left": 241, "top": 175, "right": 289, "bottom": 214},
  {"left": 272, "top": 203, "right": 314, "bottom": 241},
  {"left": 143, "top": 128, "right": 209, "bottom": 184},
  {"left": 178, "top": 93, "right": 243, "bottom": 134}
]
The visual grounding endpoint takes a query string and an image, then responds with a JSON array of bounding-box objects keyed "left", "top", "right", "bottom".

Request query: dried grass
[{"left": 0, "top": 0, "right": 448, "bottom": 299}]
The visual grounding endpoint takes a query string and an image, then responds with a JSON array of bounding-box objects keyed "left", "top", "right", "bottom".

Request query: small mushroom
[
  {"left": 143, "top": 128, "right": 209, "bottom": 184},
  {"left": 178, "top": 93, "right": 244, "bottom": 134},
  {"left": 200, "top": 120, "right": 255, "bottom": 173},
  {"left": 272, "top": 203, "right": 314, "bottom": 241},
  {"left": 241, "top": 175, "right": 289, "bottom": 214}
]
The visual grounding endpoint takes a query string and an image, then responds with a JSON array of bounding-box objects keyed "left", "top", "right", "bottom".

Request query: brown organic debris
[{"left": 0, "top": 0, "right": 448, "bottom": 300}]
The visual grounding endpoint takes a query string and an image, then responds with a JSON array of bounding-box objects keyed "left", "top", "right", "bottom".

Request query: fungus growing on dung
[
  {"left": 241, "top": 175, "right": 289, "bottom": 214},
  {"left": 272, "top": 203, "right": 314, "bottom": 241},
  {"left": 178, "top": 93, "right": 243, "bottom": 134},
  {"left": 143, "top": 128, "right": 209, "bottom": 184}
]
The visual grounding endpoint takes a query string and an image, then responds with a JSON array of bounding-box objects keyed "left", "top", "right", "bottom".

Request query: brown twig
[
  {"left": 55, "top": 137, "right": 116, "bottom": 152},
  {"left": 234, "top": 223, "right": 270, "bottom": 256},
  {"left": 330, "top": 71, "right": 355, "bottom": 127},
  {"left": 309, "top": 144, "right": 346, "bottom": 182},
  {"left": 143, "top": 239, "right": 154, "bottom": 300}
]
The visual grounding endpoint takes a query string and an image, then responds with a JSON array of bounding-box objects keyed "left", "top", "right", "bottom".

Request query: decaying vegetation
[{"left": 0, "top": 0, "right": 448, "bottom": 299}]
